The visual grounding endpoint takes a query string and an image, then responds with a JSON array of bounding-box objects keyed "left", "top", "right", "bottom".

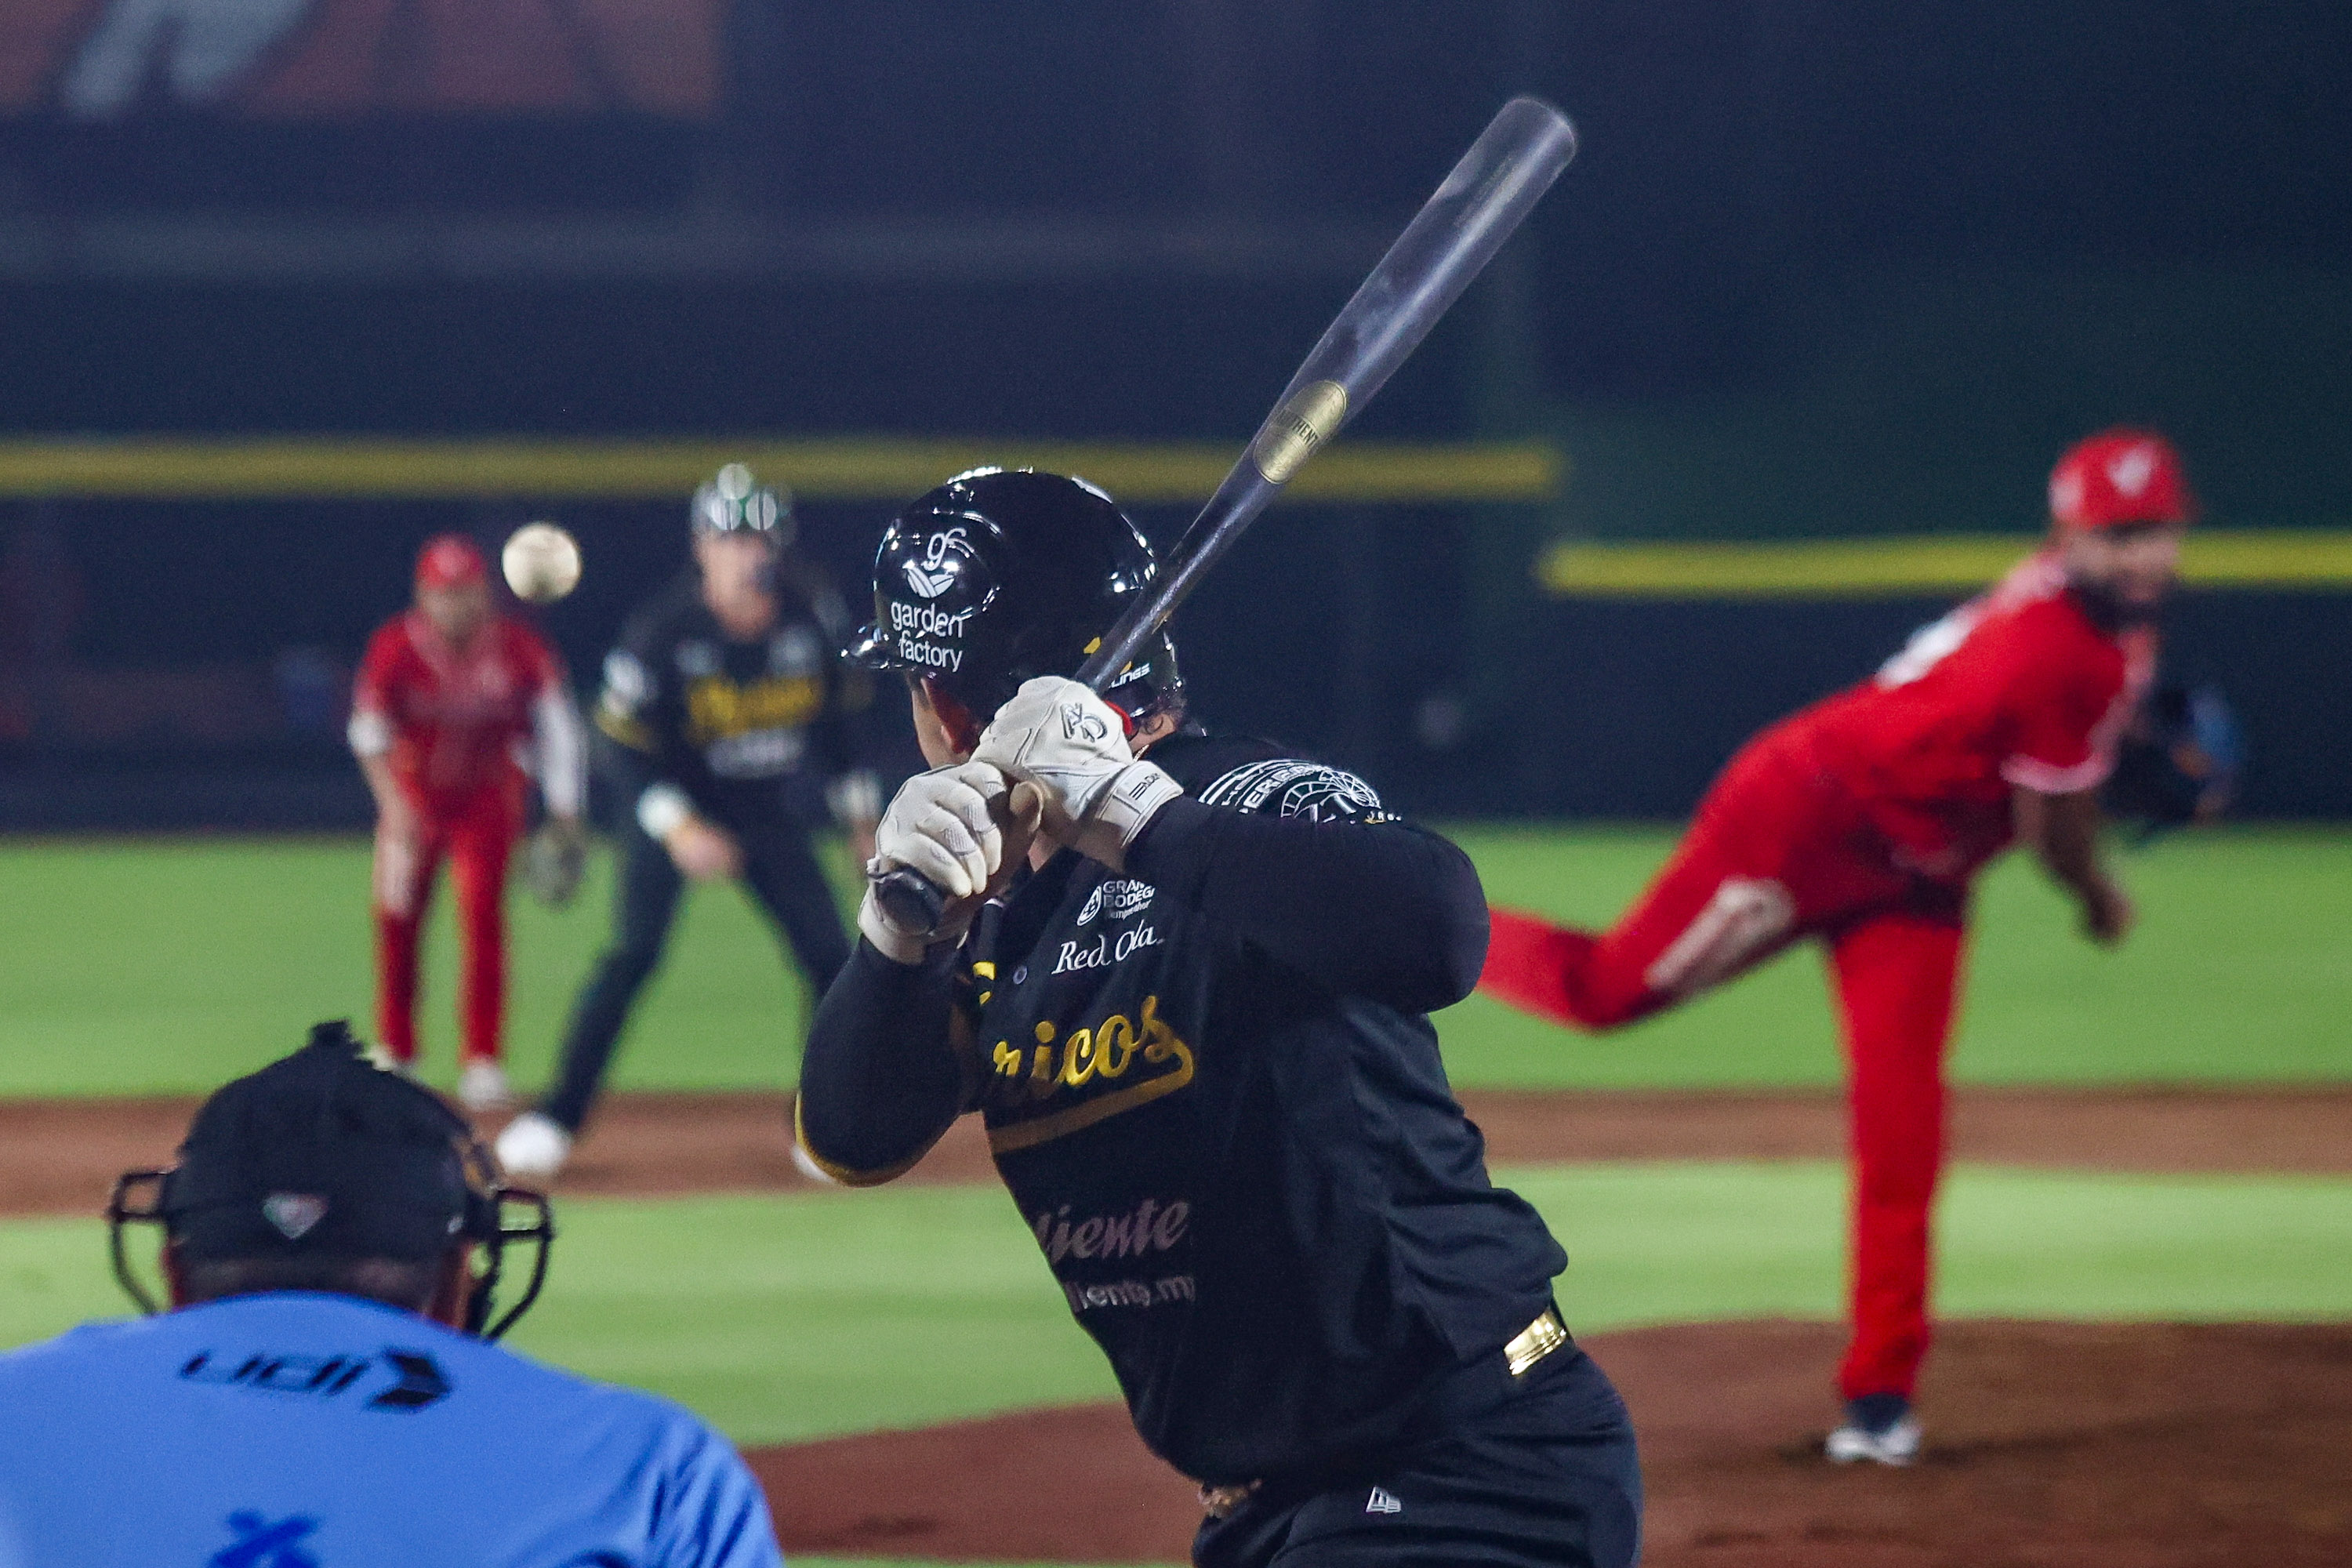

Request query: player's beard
[{"left": 2066, "top": 572, "right": 2172, "bottom": 632}]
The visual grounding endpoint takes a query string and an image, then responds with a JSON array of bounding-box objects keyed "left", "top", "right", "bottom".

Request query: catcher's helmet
[
  {"left": 848, "top": 469, "right": 1182, "bottom": 742},
  {"left": 2049, "top": 430, "right": 2196, "bottom": 531},
  {"left": 692, "top": 462, "right": 795, "bottom": 547}
]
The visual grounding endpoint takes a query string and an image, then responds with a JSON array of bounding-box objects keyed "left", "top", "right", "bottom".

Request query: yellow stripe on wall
[
  {"left": 0, "top": 437, "right": 1563, "bottom": 506},
  {"left": 1536, "top": 532, "right": 2352, "bottom": 597}
]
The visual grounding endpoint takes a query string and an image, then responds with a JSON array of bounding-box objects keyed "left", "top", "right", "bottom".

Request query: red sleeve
[
  {"left": 1998, "top": 611, "right": 2130, "bottom": 795},
  {"left": 352, "top": 622, "right": 405, "bottom": 714}
]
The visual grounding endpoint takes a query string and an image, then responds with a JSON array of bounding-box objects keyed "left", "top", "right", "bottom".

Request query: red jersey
[
  {"left": 1784, "top": 550, "right": 2154, "bottom": 880},
  {"left": 350, "top": 611, "right": 568, "bottom": 808}
]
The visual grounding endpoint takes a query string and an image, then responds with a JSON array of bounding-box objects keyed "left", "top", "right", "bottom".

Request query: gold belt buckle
[
  {"left": 1504, "top": 1306, "right": 1568, "bottom": 1377},
  {"left": 1198, "top": 1480, "right": 1261, "bottom": 1519}
]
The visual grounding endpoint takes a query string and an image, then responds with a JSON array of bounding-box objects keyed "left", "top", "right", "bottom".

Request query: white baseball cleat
[
  {"left": 495, "top": 1112, "right": 573, "bottom": 1181},
  {"left": 1826, "top": 1394, "right": 1922, "bottom": 1466},
  {"left": 457, "top": 1060, "right": 514, "bottom": 1113},
  {"left": 790, "top": 1140, "right": 844, "bottom": 1187}
]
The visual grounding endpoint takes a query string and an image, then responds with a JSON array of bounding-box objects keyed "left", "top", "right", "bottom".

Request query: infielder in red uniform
[
  {"left": 1481, "top": 430, "right": 2194, "bottom": 1464},
  {"left": 350, "top": 536, "right": 586, "bottom": 1111}
]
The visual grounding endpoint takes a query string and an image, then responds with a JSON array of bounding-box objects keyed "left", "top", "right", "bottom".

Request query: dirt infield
[
  {"left": 3, "top": 1084, "right": 2347, "bottom": 1215},
  {"left": 7, "top": 1087, "right": 2344, "bottom": 1564},
  {"left": 750, "top": 1319, "right": 2352, "bottom": 1567}
]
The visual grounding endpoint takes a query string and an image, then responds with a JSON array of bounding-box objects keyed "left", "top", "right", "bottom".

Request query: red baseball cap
[
  {"left": 2048, "top": 430, "right": 2196, "bottom": 531},
  {"left": 416, "top": 534, "right": 488, "bottom": 590}
]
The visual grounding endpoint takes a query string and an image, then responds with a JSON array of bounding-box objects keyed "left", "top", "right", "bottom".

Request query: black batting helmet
[{"left": 848, "top": 469, "right": 1182, "bottom": 745}]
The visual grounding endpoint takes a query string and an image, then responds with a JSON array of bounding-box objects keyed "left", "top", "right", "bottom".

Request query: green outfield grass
[
  {"left": 1447, "top": 821, "right": 2352, "bottom": 1087},
  {"left": 6, "top": 1162, "right": 2346, "bottom": 1447},
  {"left": 0, "top": 825, "right": 2343, "bottom": 1099},
  {"left": 0, "top": 833, "right": 844, "bottom": 1100}
]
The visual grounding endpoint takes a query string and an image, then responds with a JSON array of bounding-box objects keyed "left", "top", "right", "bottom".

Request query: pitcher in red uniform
[
  {"left": 349, "top": 536, "right": 587, "bottom": 1111},
  {"left": 1481, "top": 430, "right": 2195, "bottom": 1464}
]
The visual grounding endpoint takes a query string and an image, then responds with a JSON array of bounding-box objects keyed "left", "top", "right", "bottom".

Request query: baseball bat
[{"left": 876, "top": 96, "right": 1578, "bottom": 933}]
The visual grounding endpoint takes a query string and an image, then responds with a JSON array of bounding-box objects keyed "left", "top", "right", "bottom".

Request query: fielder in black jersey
[
  {"left": 497, "top": 466, "right": 882, "bottom": 1181},
  {"left": 797, "top": 470, "right": 1640, "bottom": 1568}
]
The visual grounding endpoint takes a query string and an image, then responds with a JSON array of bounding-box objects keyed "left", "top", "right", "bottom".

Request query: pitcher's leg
[
  {"left": 1828, "top": 907, "right": 1965, "bottom": 1403},
  {"left": 1482, "top": 765, "right": 1807, "bottom": 1029}
]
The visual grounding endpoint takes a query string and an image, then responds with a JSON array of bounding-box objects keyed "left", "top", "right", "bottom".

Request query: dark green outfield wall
[{"left": 1475, "top": 592, "right": 2347, "bottom": 821}]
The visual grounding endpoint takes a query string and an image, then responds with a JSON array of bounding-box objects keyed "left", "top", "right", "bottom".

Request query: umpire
[
  {"left": 797, "top": 470, "right": 1642, "bottom": 1568},
  {"left": 499, "top": 465, "right": 881, "bottom": 1179},
  {"left": 0, "top": 1022, "right": 780, "bottom": 1566}
]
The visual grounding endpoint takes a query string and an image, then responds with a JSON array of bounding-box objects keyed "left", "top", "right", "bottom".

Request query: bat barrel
[
  {"left": 1076, "top": 96, "right": 1577, "bottom": 691},
  {"left": 1277, "top": 96, "right": 1577, "bottom": 438}
]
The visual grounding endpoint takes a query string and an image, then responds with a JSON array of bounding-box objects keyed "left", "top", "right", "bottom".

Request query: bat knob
[{"left": 873, "top": 866, "right": 950, "bottom": 938}]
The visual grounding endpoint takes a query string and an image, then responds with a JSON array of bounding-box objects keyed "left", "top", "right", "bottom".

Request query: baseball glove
[
  {"left": 2107, "top": 682, "right": 2243, "bottom": 843},
  {"left": 521, "top": 819, "right": 589, "bottom": 907}
]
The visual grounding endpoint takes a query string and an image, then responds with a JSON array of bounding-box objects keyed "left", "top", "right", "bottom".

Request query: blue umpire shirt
[{"left": 0, "top": 1291, "right": 783, "bottom": 1568}]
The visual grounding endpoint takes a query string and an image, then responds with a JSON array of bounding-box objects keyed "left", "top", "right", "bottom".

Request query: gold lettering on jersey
[
  {"left": 684, "top": 675, "right": 823, "bottom": 745},
  {"left": 986, "top": 996, "right": 1194, "bottom": 1154}
]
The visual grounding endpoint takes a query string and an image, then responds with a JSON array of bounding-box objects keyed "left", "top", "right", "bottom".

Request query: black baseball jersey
[
  {"left": 593, "top": 563, "right": 873, "bottom": 835},
  {"left": 800, "top": 733, "right": 1566, "bottom": 1485}
]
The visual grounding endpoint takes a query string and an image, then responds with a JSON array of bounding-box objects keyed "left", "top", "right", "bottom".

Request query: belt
[
  {"left": 1504, "top": 1304, "right": 1570, "bottom": 1377},
  {"left": 1197, "top": 1305, "right": 1572, "bottom": 1519}
]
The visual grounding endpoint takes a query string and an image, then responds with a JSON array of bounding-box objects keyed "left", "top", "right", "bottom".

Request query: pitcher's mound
[{"left": 747, "top": 1319, "right": 2352, "bottom": 1566}]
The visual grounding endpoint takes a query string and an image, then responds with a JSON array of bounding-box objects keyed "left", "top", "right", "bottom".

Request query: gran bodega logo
[
  {"left": 1076, "top": 878, "right": 1154, "bottom": 925},
  {"left": 985, "top": 996, "right": 1194, "bottom": 1154}
]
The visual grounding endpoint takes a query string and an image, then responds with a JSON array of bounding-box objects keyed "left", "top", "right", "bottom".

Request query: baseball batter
[
  {"left": 797, "top": 470, "right": 1642, "bottom": 1568},
  {"left": 1479, "top": 430, "right": 2195, "bottom": 1464},
  {"left": 0, "top": 1023, "right": 778, "bottom": 1566},
  {"left": 350, "top": 535, "right": 586, "bottom": 1112}
]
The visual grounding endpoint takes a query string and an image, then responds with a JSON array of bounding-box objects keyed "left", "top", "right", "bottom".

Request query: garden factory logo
[
  {"left": 887, "top": 599, "right": 978, "bottom": 672},
  {"left": 902, "top": 528, "right": 971, "bottom": 598},
  {"left": 1077, "top": 879, "right": 1154, "bottom": 925}
]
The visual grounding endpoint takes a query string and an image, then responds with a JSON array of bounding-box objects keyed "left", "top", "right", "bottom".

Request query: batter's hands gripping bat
[{"left": 875, "top": 96, "right": 1579, "bottom": 934}]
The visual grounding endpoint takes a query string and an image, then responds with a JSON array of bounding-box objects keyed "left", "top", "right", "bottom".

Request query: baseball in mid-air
[{"left": 502, "top": 522, "right": 583, "bottom": 604}]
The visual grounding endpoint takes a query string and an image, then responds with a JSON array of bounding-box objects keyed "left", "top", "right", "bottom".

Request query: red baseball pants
[
  {"left": 374, "top": 783, "right": 521, "bottom": 1067},
  {"left": 1483, "top": 724, "right": 1968, "bottom": 1402}
]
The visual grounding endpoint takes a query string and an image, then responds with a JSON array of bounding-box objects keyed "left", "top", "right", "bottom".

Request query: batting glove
[
  {"left": 973, "top": 677, "right": 1182, "bottom": 870},
  {"left": 860, "top": 761, "right": 1014, "bottom": 962}
]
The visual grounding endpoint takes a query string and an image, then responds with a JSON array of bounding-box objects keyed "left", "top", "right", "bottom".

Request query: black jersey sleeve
[
  {"left": 796, "top": 941, "right": 970, "bottom": 1185},
  {"left": 591, "top": 601, "right": 704, "bottom": 808},
  {"left": 1124, "top": 761, "right": 1490, "bottom": 1014}
]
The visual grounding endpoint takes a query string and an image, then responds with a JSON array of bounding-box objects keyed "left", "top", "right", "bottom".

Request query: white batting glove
[
  {"left": 859, "top": 761, "right": 1012, "bottom": 962},
  {"left": 973, "top": 677, "right": 1182, "bottom": 869}
]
